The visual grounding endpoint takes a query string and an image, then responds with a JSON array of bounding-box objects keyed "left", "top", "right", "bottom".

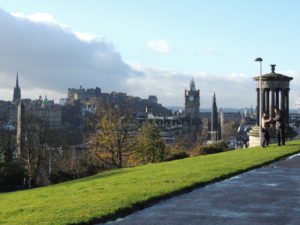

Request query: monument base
[
  {"left": 248, "top": 125, "right": 296, "bottom": 148},
  {"left": 248, "top": 126, "right": 261, "bottom": 147}
]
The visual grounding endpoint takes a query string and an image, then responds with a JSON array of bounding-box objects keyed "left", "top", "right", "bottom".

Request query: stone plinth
[
  {"left": 248, "top": 126, "right": 276, "bottom": 147},
  {"left": 248, "top": 125, "right": 295, "bottom": 147},
  {"left": 248, "top": 126, "right": 261, "bottom": 147}
]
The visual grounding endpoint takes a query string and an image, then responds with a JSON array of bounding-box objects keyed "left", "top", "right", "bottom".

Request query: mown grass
[{"left": 1, "top": 140, "right": 300, "bottom": 225}]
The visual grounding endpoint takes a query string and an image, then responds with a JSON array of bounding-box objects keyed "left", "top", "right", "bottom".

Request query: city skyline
[{"left": 0, "top": 1, "right": 300, "bottom": 108}]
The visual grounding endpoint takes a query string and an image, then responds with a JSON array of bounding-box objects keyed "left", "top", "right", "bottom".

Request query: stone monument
[{"left": 248, "top": 64, "right": 293, "bottom": 147}]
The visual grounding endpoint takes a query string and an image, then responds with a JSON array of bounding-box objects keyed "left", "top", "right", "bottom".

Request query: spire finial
[
  {"left": 190, "top": 78, "right": 196, "bottom": 91},
  {"left": 271, "top": 64, "right": 276, "bottom": 73}
]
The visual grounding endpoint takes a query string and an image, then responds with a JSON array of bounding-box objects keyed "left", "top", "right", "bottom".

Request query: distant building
[
  {"left": 24, "top": 97, "right": 62, "bottom": 129},
  {"left": 148, "top": 95, "right": 158, "bottom": 104},
  {"left": 63, "top": 86, "right": 172, "bottom": 127},
  {"left": 68, "top": 86, "right": 101, "bottom": 100},
  {"left": 0, "top": 76, "right": 62, "bottom": 129},
  {"left": 184, "top": 78, "right": 200, "bottom": 120},
  {"left": 133, "top": 79, "right": 202, "bottom": 142},
  {"left": 183, "top": 78, "right": 201, "bottom": 135}
]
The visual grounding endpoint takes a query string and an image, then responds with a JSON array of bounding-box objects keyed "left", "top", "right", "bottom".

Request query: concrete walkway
[{"left": 101, "top": 153, "right": 300, "bottom": 225}]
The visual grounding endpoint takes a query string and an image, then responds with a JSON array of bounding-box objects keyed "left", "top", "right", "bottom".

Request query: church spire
[
  {"left": 211, "top": 92, "right": 219, "bottom": 142},
  {"left": 13, "top": 73, "right": 21, "bottom": 102},
  {"left": 16, "top": 72, "right": 19, "bottom": 88}
]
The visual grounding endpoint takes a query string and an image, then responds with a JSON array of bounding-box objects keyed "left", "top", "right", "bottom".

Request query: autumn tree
[
  {"left": 89, "top": 106, "right": 137, "bottom": 168},
  {"left": 135, "top": 123, "right": 166, "bottom": 163}
]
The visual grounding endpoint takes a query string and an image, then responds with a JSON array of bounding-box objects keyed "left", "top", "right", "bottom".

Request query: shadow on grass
[{"left": 70, "top": 169, "right": 132, "bottom": 185}]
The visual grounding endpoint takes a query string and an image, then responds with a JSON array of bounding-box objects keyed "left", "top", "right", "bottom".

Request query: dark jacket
[{"left": 273, "top": 113, "right": 284, "bottom": 129}]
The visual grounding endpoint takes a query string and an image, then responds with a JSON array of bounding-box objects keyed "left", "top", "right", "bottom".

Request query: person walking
[
  {"left": 273, "top": 108, "right": 285, "bottom": 146},
  {"left": 262, "top": 112, "right": 272, "bottom": 147}
]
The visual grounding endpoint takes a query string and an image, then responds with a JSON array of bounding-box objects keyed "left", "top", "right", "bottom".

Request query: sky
[{"left": 0, "top": 0, "right": 300, "bottom": 108}]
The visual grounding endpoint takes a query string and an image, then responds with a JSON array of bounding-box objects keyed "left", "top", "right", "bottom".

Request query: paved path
[{"left": 101, "top": 153, "right": 300, "bottom": 225}]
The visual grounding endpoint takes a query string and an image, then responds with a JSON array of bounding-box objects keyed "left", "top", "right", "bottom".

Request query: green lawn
[{"left": 1, "top": 140, "right": 300, "bottom": 225}]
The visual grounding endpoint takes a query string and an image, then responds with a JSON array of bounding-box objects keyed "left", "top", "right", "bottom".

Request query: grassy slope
[{"left": 1, "top": 141, "right": 300, "bottom": 225}]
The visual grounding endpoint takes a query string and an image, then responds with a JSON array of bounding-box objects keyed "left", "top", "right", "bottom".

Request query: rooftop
[{"left": 253, "top": 64, "right": 293, "bottom": 81}]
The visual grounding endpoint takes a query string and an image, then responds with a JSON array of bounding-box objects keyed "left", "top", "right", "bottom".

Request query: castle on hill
[{"left": 1, "top": 74, "right": 245, "bottom": 145}]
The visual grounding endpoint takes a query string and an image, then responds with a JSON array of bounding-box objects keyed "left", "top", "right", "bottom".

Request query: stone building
[
  {"left": 184, "top": 78, "right": 200, "bottom": 119},
  {"left": 135, "top": 112, "right": 183, "bottom": 143},
  {"left": 63, "top": 86, "right": 172, "bottom": 127},
  {"left": 0, "top": 76, "right": 62, "bottom": 130},
  {"left": 148, "top": 95, "right": 158, "bottom": 104},
  {"left": 68, "top": 86, "right": 101, "bottom": 100},
  {"left": 183, "top": 79, "right": 201, "bottom": 134},
  {"left": 24, "top": 97, "right": 62, "bottom": 130}
]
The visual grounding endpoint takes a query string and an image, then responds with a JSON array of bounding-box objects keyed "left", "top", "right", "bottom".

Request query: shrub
[
  {"left": 192, "top": 142, "right": 229, "bottom": 156},
  {"left": 49, "top": 170, "right": 74, "bottom": 184},
  {"left": 165, "top": 151, "right": 189, "bottom": 161},
  {"left": 0, "top": 161, "right": 26, "bottom": 185}
]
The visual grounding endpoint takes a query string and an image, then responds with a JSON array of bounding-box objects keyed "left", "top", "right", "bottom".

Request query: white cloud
[
  {"left": 126, "top": 63, "right": 257, "bottom": 108},
  {"left": 147, "top": 40, "right": 172, "bottom": 54},
  {"left": 11, "top": 12, "right": 57, "bottom": 24},
  {"left": 0, "top": 8, "right": 133, "bottom": 101},
  {"left": 11, "top": 11, "right": 98, "bottom": 42},
  {"left": 74, "top": 31, "right": 100, "bottom": 42}
]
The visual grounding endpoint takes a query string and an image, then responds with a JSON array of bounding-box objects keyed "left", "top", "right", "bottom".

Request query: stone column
[
  {"left": 262, "top": 89, "right": 266, "bottom": 113},
  {"left": 256, "top": 88, "right": 260, "bottom": 125},
  {"left": 281, "top": 88, "right": 285, "bottom": 114},
  {"left": 270, "top": 89, "right": 275, "bottom": 119},
  {"left": 285, "top": 88, "right": 290, "bottom": 124},
  {"left": 266, "top": 89, "right": 270, "bottom": 117},
  {"left": 275, "top": 89, "right": 280, "bottom": 110}
]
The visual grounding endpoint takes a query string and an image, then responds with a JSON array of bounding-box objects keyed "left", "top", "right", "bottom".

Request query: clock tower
[{"left": 184, "top": 78, "right": 200, "bottom": 119}]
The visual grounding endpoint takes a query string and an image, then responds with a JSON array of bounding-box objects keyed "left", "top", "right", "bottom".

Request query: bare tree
[{"left": 20, "top": 114, "right": 49, "bottom": 185}]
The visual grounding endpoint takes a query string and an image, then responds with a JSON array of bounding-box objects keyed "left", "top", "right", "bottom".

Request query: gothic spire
[
  {"left": 16, "top": 72, "right": 19, "bottom": 88},
  {"left": 13, "top": 73, "right": 21, "bottom": 102},
  {"left": 211, "top": 92, "right": 219, "bottom": 141},
  {"left": 212, "top": 92, "right": 217, "bottom": 109}
]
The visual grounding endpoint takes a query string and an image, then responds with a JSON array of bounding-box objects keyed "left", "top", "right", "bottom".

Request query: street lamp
[{"left": 255, "top": 57, "right": 263, "bottom": 147}]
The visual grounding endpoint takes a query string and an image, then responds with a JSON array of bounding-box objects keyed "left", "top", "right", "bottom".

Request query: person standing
[
  {"left": 262, "top": 112, "right": 272, "bottom": 147},
  {"left": 273, "top": 109, "right": 285, "bottom": 146}
]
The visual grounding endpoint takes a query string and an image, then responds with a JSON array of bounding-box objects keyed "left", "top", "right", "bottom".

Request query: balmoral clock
[{"left": 189, "top": 95, "right": 194, "bottom": 102}]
